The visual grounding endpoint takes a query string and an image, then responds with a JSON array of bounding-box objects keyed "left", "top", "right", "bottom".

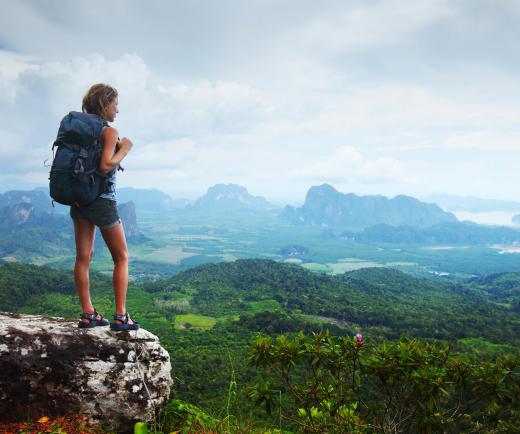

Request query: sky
[{"left": 0, "top": 0, "right": 519, "bottom": 205}]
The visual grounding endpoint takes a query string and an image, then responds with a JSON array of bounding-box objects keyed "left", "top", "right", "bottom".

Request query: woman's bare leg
[
  {"left": 100, "top": 223, "right": 134, "bottom": 324},
  {"left": 73, "top": 218, "right": 97, "bottom": 323}
]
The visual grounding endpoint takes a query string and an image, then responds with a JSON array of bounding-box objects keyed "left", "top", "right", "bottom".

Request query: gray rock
[
  {"left": 118, "top": 200, "right": 141, "bottom": 239},
  {"left": 0, "top": 312, "right": 172, "bottom": 431}
]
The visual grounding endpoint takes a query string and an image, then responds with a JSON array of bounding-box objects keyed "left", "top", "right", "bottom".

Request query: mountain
[
  {"left": 0, "top": 203, "right": 35, "bottom": 230},
  {"left": 0, "top": 200, "right": 72, "bottom": 261},
  {"left": 340, "top": 221, "right": 520, "bottom": 245},
  {"left": 0, "top": 202, "right": 68, "bottom": 232},
  {"left": 189, "top": 184, "right": 274, "bottom": 211},
  {"left": 116, "top": 187, "right": 188, "bottom": 212},
  {"left": 117, "top": 201, "right": 144, "bottom": 240},
  {"left": 281, "top": 184, "right": 457, "bottom": 229},
  {"left": 513, "top": 214, "right": 520, "bottom": 224},
  {"left": 0, "top": 189, "right": 56, "bottom": 215},
  {"left": 422, "top": 193, "right": 520, "bottom": 212}
]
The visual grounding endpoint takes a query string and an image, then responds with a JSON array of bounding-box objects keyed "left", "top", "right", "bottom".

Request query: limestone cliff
[
  {"left": 117, "top": 200, "right": 141, "bottom": 239},
  {"left": 281, "top": 183, "right": 458, "bottom": 230}
]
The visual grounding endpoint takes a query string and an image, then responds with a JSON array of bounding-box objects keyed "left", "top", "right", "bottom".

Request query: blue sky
[{"left": 1, "top": 0, "right": 519, "bottom": 205}]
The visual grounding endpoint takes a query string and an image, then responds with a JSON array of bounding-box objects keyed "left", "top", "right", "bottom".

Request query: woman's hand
[
  {"left": 99, "top": 128, "right": 133, "bottom": 174},
  {"left": 119, "top": 137, "right": 133, "bottom": 153}
]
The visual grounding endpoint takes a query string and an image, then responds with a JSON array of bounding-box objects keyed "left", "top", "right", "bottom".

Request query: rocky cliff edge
[{"left": 0, "top": 312, "right": 172, "bottom": 431}]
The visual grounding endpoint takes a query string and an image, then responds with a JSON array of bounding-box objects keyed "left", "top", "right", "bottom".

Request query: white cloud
[
  {"left": 442, "top": 131, "right": 520, "bottom": 151},
  {"left": 288, "top": 145, "right": 405, "bottom": 186},
  {"left": 0, "top": 52, "right": 272, "bottom": 175},
  {"left": 128, "top": 138, "right": 194, "bottom": 170},
  {"left": 303, "top": 0, "right": 455, "bottom": 54},
  {"left": 1, "top": 1, "right": 520, "bottom": 201}
]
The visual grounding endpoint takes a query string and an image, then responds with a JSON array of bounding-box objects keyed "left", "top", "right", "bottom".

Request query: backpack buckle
[{"left": 78, "top": 148, "right": 88, "bottom": 159}]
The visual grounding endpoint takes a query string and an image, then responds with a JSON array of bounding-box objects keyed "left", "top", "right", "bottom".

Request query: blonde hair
[{"left": 82, "top": 83, "right": 118, "bottom": 119}]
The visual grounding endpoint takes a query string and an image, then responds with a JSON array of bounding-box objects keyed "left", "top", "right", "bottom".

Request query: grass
[
  {"left": 135, "top": 246, "right": 197, "bottom": 264},
  {"left": 456, "top": 337, "right": 514, "bottom": 356},
  {"left": 249, "top": 299, "right": 281, "bottom": 313},
  {"left": 174, "top": 314, "right": 217, "bottom": 330},
  {"left": 301, "top": 262, "right": 333, "bottom": 273},
  {"left": 327, "top": 261, "right": 383, "bottom": 274}
]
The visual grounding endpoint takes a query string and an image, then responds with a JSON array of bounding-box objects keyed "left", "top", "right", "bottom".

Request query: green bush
[{"left": 248, "top": 332, "right": 520, "bottom": 433}]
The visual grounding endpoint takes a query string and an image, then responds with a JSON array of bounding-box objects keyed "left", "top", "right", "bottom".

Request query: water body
[{"left": 453, "top": 211, "right": 519, "bottom": 227}]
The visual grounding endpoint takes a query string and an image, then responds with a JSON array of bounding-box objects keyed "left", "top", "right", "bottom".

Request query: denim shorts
[{"left": 70, "top": 197, "right": 121, "bottom": 229}]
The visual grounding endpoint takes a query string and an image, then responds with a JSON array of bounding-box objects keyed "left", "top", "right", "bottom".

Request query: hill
[
  {"left": 0, "top": 199, "right": 143, "bottom": 263},
  {"left": 468, "top": 272, "right": 520, "bottom": 309},
  {"left": 282, "top": 184, "right": 457, "bottom": 229},
  {"left": 117, "top": 187, "right": 188, "bottom": 212},
  {"left": 4, "top": 259, "right": 519, "bottom": 346},
  {"left": 145, "top": 259, "right": 520, "bottom": 345},
  {"left": 189, "top": 184, "right": 274, "bottom": 211},
  {"left": 341, "top": 221, "right": 520, "bottom": 245},
  {"left": 2, "top": 259, "right": 519, "bottom": 421},
  {"left": 0, "top": 189, "right": 55, "bottom": 215}
]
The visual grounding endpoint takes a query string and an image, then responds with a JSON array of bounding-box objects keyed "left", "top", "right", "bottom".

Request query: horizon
[
  {"left": 1, "top": 1, "right": 520, "bottom": 202},
  {"left": 3, "top": 182, "right": 520, "bottom": 212}
]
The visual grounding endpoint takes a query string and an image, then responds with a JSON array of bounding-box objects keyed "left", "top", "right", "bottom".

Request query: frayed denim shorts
[{"left": 70, "top": 197, "right": 121, "bottom": 229}]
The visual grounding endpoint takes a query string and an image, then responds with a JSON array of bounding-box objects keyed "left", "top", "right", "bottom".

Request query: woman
[{"left": 72, "top": 83, "right": 138, "bottom": 331}]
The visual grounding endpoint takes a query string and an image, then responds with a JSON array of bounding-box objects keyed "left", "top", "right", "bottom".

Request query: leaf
[
  {"left": 134, "top": 421, "right": 148, "bottom": 434},
  {"left": 38, "top": 416, "right": 50, "bottom": 423}
]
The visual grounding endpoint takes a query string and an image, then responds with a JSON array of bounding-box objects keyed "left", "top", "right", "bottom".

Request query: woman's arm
[{"left": 99, "top": 127, "right": 133, "bottom": 174}]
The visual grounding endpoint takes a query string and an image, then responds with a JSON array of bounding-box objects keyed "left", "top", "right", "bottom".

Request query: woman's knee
[
  {"left": 76, "top": 249, "right": 94, "bottom": 265},
  {"left": 112, "top": 248, "right": 129, "bottom": 264}
]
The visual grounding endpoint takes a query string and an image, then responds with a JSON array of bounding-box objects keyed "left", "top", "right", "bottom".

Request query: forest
[{"left": 1, "top": 259, "right": 519, "bottom": 432}]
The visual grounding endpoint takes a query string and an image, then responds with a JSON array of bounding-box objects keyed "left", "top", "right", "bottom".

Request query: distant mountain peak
[
  {"left": 116, "top": 187, "right": 188, "bottom": 211},
  {"left": 282, "top": 184, "right": 457, "bottom": 229},
  {"left": 207, "top": 183, "right": 249, "bottom": 194},
  {"left": 192, "top": 184, "right": 274, "bottom": 211}
]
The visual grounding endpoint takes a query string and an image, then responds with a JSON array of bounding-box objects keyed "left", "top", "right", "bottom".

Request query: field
[
  {"left": 174, "top": 314, "right": 217, "bottom": 329},
  {"left": 5, "top": 206, "right": 520, "bottom": 281}
]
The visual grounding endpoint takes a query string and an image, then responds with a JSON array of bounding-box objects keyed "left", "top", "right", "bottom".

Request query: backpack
[{"left": 49, "top": 111, "right": 108, "bottom": 207}]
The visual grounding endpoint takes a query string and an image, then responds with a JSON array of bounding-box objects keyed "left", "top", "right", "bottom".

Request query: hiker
[{"left": 69, "top": 83, "right": 139, "bottom": 331}]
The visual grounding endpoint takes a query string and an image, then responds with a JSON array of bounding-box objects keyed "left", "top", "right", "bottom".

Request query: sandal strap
[
  {"left": 113, "top": 312, "right": 139, "bottom": 324},
  {"left": 113, "top": 312, "right": 130, "bottom": 323},
  {"left": 80, "top": 311, "right": 97, "bottom": 321}
]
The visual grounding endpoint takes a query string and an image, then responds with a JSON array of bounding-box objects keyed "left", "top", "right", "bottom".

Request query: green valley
[{"left": 1, "top": 260, "right": 519, "bottom": 432}]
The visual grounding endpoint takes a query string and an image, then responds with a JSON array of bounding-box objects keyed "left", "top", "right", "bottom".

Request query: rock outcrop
[
  {"left": 190, "top": 183, "right": 274, "bottom": 211},
  {"left": 0, "top": 312, "right": 172, "bottom": 431},
  {"left": 117, "top": 200, "right": 141, "bottom": 239},
  {"left": 281, "top": 183, "right": 458, "bottom": 230}
]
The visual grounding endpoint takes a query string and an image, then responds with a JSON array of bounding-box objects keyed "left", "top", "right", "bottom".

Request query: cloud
[
  {"left": 128, "top": 138, "right": 194, "bottom": 170},
  {"left": 302, "top": 0, "right": 455, "bottom": 54},
  {"left": 2, "top": 1, "right": 520, "bottom": 201},
  {"left": 288, "top": 145, "right": 405, "bottom": 185},
  {"left": 0, "top": 52, "right": 272, "bottom": 173},
  {"left": 441, "top": 131, "right": 520, "bottom": 151}
]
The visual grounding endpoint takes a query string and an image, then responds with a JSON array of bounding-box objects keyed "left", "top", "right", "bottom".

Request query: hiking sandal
[
  {"left": 110, "top": 312, "right": 140, "bottom": 331},
  {"left": 78, "top": 310, "right": 109, "bottom": 329}
]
